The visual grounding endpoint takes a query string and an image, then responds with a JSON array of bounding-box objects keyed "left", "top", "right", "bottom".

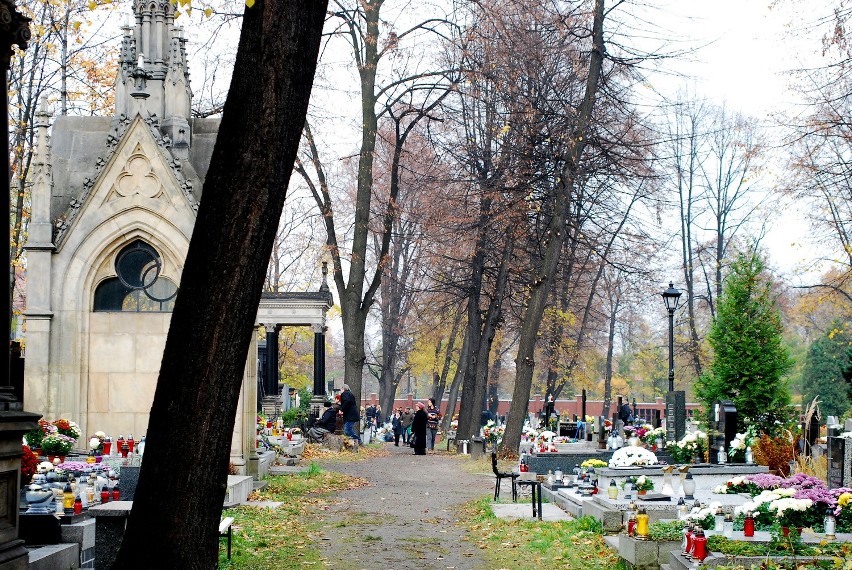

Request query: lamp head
[{"left": 661, "top": 282, "right": 682, "bottom": 312}]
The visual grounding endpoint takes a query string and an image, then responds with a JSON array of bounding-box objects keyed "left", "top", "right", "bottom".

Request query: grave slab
[{"left": 27, "top": 543, "right": 79, "bottom": 570}]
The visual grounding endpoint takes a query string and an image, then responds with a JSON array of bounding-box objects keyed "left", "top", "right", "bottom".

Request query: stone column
[
  {"left": 263, "top": 324, "right": 279, "bottom": 398},
  {"left": 308, "top": 323, "right": 326, "bottom": 424},
  {"left": 243, "top": 331, "right": 259, "bottom": 478},
  {"left": 23, "top": 100, "right": 54, "bottom": 412},
  {"left": 312, "top": 323, "right": 326, "bottom": 398}
]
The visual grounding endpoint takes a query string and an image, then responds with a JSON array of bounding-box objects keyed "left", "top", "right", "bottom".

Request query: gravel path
[{"left": 313, "top": 443, "right": 494, "bottom": 570}]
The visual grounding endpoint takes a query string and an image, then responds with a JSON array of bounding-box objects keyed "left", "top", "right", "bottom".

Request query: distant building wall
[{"left": 361, "top": 393, "right": 701, "bottom": 420}]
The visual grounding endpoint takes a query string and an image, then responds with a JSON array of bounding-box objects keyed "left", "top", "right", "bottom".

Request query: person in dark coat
[
  {"left": 307, "top": 402, "right": 339, "bottom": 442},
  {"left": 412, "top": 402, "right": 428, "bottom": 455},
  {"left": 391, "top": 408, "right": 403, "bottom": 446},
  {"left": 339, "top": 384, "right": 362, "bottom": 446}
]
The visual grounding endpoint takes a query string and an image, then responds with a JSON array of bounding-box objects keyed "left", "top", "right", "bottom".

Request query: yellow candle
[{"left": 636, "top": 508, "right": 650, "bottom": 538}]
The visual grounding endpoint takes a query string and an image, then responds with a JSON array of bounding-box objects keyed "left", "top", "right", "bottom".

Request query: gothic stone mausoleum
[{"left": 23, "top": 2, "right": 331, "bottom": 471}]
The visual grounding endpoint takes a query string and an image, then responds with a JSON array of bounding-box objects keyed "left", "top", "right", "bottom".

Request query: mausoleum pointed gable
[{"left": 53, "top": 114, "right": 199, "bottom": 249}]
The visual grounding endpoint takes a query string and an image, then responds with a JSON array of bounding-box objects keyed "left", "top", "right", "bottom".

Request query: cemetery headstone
[
  {"left": 845, "top": 419, "right": 852, "bottom": 433},
  {"left": 597, "top": 416, "right": 607, "bottom": 450},
  {"left": 665, "top": 391, "right": 686, "bottom": 443},
  {"left": 804, "top": 414, "right": 819, "bottom": 455},
  {"left": 828, "top": 437, "right": 852, "bottom": 489},
  {"left": 711, "top": 400, "right": 737, "bottom": 463}
]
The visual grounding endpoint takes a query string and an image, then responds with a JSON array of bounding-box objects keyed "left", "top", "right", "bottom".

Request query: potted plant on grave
[
  {"left": 608, "top": 446, "right": 659, "bottom": 468},
  {"left": 623, "top": 475, "right": 654, "bottom": 495},
  {"left": 667, "top": 430, "right": 708, "bottom": 464},
  {"left": 40, "top": 433, "right": 76, "bottom": 461},
  {"left": 24, "top": 419, "right": 52, "bottom": 453},
  {"left": 20, "top": 445, "right": 38, "bottom": 486},
  {"left": 773, "top": 497, "right": 814, "bottom": 536},
  {"left": 581, "top": 458, "right": 608, "bottom": 469},
  {"left": 834, "top": 492, "right": 852, "bottom": 532}
]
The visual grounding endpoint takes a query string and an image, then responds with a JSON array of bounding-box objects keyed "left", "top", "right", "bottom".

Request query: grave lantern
[
  {"left": 824, "top": 508, "right": 836, "bottom": 539},
  {"left": 682, "top": 472, "right": 696, "bottom": 500}
]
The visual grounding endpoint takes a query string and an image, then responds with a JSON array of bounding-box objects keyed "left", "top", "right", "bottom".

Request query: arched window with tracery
[{"left": 93, "top": 240, "right": 178, "bottom": 312}]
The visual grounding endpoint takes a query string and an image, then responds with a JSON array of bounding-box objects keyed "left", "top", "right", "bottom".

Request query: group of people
[
  {"left": 389, "top": 398, "right": 442, "bottom": 455},
  {"left": 307, "top": 385, "right": 443, "bottom": 455}
]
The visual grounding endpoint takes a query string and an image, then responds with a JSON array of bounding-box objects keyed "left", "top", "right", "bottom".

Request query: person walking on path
[
  {"left": 391, "top": 408, "right": 403, "bottom": 446},
  {"left": 426, "top": 398, "right": 441, "bottom": 452},
  {"left": 401, "top": 406, "right": 414, "bottom": 444},
  {"left": 339, "top": 384, "right": 362, "bottom": 448},
  {"left": 412, "top": 402, "right": 428, "bottom": 455}
]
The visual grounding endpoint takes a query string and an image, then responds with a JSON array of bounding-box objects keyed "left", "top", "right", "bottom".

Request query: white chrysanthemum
[
  {"left": 770, "top": 497, "right": 813, "bottom": 518},
  {"left": 608, "top": 446, "right": 658, "bottom": 467}
]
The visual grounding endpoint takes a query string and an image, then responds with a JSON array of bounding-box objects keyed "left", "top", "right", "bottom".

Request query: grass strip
[
  {"left": 457, "top": 497, "right": 625, "bottom": 570},
  {"left": 217, "top": 462, "right": 367, "bottom": 569}
]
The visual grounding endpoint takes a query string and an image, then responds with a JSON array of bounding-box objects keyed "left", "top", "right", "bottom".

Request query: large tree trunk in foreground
[{"left": 113, "top": 2, "right": 327, "bottom": 568}]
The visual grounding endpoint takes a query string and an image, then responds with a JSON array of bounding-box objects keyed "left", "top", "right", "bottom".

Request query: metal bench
[{"left": 219, "top": 516, "right": 234, "bottom": 560}]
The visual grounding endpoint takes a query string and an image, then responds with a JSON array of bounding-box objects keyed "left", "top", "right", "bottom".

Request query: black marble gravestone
[
  {"left": 665, "top": 391, "right": 686, "bottom": 443},
  {"left": 710, "top": 400, "right": 737, "bottom": 464},
  {"left": 828, "top": 437, "right": 852, "bottom": 489}
]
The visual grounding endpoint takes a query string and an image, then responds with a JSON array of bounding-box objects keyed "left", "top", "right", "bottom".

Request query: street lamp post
[
  {"left": 661, "top": 282, "right": 682, "bottom": 392},
  {"left": 661, "top": 282, "right": 683, "bottom": 441}
]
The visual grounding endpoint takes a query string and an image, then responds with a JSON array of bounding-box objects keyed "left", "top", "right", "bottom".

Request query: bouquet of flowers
[
  {"left": 728, "top": 425, "right": 757, "bottom": 459},
  {"left": 714, "top": 475, "right": 761, "bottom": 496},
  {"left": 622, "top": 475, "right": 654, "bottom": 492},
  {"left": 482, "top": 420, "right": 504, "bottom": 445},
  {"left": 88, "top": 431, "right": 108, "bottom": 453},
  {"left": 686, "top": 501, "right": 723, "bottom": 530},
  {"left": 642, "top": 427, "right": 666, "bottom": 448},
  {"left": 608, "top": 446, "right": 658, "bottom": 467},
  {"left": 24, "top": 419, "right": 54, "bottom": 450},
  {"left": 521, "top": 425, "right": 539, "bottom": 441},
  {"left": 580, "top": 458, "right": 608, "bottom": 469},
  {"left": 667, "top": 430, "right": 708, "bottom": 463},
  {"left": 52, "top": 419, "right": 81, "bottom": 440}
]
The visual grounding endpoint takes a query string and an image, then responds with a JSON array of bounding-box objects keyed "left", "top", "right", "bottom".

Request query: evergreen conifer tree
[{"left": 696, "top": 250, "right": 793, "bottom": 433}]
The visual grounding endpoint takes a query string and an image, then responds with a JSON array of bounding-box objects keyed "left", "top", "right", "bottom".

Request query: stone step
[{"left": 27, "top": 543, "right": 79, "bottom": 570}]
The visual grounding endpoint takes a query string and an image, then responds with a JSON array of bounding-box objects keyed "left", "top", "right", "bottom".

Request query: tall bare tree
[
  {"left": 502, "top": 0, "right": 606, "bottom": 453},
  {"left": 296, "top": 0, "right": 455, "bottom": 403}
]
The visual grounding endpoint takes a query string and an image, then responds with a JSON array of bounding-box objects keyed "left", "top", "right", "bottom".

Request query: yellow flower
[{"left": 838, "top": 492, "right": 852, "bottom": 507}]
